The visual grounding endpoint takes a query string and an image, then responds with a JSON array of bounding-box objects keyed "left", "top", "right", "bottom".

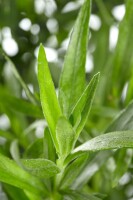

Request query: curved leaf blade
[
  {"left": 60, "top": 155, "right": 88, "bottom": 189},
  {"left": 71, "top": 72, "right": 100, "bottom": 138},
  {"left": 2, "top": 52, "right": 37, "bottom": 105},
  {"left": 0, "top": 86, "right": 43, "bottom": 118},
  {"left": 73, "top": 131, "right": 133, "bottom": 153},
  {"left": 0, "top": 153, "right": 45, "bottom": 195},
  {"left": 106, "top": 100, "right": 133, "bottom": 132},
  {"left": 37, "top": 44, "right": 62, "bottom": 151}
]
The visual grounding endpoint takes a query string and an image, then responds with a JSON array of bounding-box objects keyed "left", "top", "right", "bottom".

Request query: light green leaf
[
  {"left": 0, "top": 153, "right": 45, "bottom": 196},
  {"left": 70, "top": 73, "right": 100, "bottom": 138},
  {"left": 21, "top": 158, "right": 60, "bottom": 178},
  {"left": 37, "top": 44, "right": 62, "bottom": 151},
  {"left": 10, "top": 140, "right": 21, "bottom": 167},
  {"left": 59, "top": 0, "right": 91, "bottom": 118},
  {"left": 56, "top": 116, "right": 75, "bottom": 158},
  {"left": 73, "top": 131, "right": 133, "bottom": 153}
]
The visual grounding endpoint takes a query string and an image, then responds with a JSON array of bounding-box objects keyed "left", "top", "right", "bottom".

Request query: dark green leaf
[
  {"left": 72, "top": 151, "right": 111, "bottom": 189},
  {"left": 0, "top": 87, "right": 43, "bottom": 118},
  {"left": 2, "top": 52, "right": 37, "bottom": 105},
  {"left": 63, "top": 190, "right": 101, "bottom": 200},
  {"left": 112, "top": 149, "right": 132, "bottom": 187},
  {"left": 60, "top": 155, "right": 88, "bottom": 189},
  {"left": 106, "top": 100, "right": 133, "bottom": 132},
  {"left": 3, "top": 184, "right": 30, "bottom": 200},
  {"left": 59, "top": 0, "right": 91, "bottom": 118},
  {"left": 44, "top": 127, "right": 56, "bottom": 162},
  {"left": 24, "top": 138, "right": 43, "bottom": 159}
]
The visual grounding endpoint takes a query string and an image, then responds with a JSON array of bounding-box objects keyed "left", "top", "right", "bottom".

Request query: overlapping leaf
[
  {"left": 21, "top": 158, "right": 60, "bottom": 178},
  {"left": 38, "top": 44, "right": 62, "bottom": 151},
  {"left": 0, "top": 153, "right": 45, "bottom": 195},
  {"left": 73, "top": 131, "right": 133, "bottom": 153},
  {"left": 56, "top": 116, "right": 75, "bottom": 158},
  {"left": 59, "top": 0, "right": 91, "bottom": 118}
]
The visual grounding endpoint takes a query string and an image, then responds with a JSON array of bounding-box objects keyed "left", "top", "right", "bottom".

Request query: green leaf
[
  {"left": 10, "top": 140, "right": 21, "bottom": 167},
  {"left": 2, "top": 52, "right": 37, "bottom": 105},
  {"left": 3, "top": 184, "right": 30, "bottom": 200},
  {"left": 56, "top": 116, "right": 75, "bottom": 158},
  {"left": 0, "top": 130, "right": 15, "bottom": 141},
  {"left": 38, "top": 44, "right": 62, "bottom": 151},
  {"left": 63, "top": 190, "right": 101, "bottom": 200},
  {"left": 60, "top": 155, "right": 88, "bottom": 189},
  {"left": 73, "top": 131, "right": 133, "bottom": 153},
  {"left": 111, "top": 0, "right": 133, "bottom": 95},
  {"left": 71, "top": 73, "right": 100, "bottom": 138},
  {"left": 125, "top": 61, "right": 133, "bottom": 105},
  {"left": 0, "top": 86, "right": 43, "bottom": 118},
  {"left": 24, "top": 138, "right": 44, "bottom": 159},
  {"left": 106, "top": 100, "right": 133, "bottom": 132},
  {"left": 112, "top": 149, "right": 132, "bottom": 187},
  {"left": 44, "top": 127, "right": 56, "bottom": 162},
  {"left": 105, "top": 101, "right": 133, "bottom": 187},
  {"left": 0, "top": 153, "right": 45, "bottom": 196},
  {"left": 21, "top": 158, "right": 60, "bottom": 178},
  {"left": 72, "top": 151, "right": 112, "bottom": 189},
  {"left": 59, "top": 0, "right": 91, "bottom": 118}
]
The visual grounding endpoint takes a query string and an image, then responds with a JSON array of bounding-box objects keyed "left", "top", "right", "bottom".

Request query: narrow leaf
[
  {"left": 21, "top": 158, "right": 60, "bottom": 178},
  {"left": 71, "top": 72, "right": 100, "bottom": 138},
  {"left": 63, "top": 190, "right": 101, "bottom": 200},
  {"left": 2, "top": 52, "right": 37, "bottom": 105},
  {"left": 60, "top": 155, "right": 88, "bottom": 189},
  {"left": 10, "top": 140, "right": 21, "bottom": 167},
  {"left": 112, "top": 149, "right": 132, "bottom": 187},
  {"left": 59, "top": 0, "right": 91, "bottom": 117},
  {"left": 3, "top": 184, "right": 30, "bottom": 200},
  {"left": 72, "top": 151, "right": 112, "bottom": 189},
  {"left": 56, "top": 116, "right": 75, "bottom": 158},
  {"left": 44, "top": 127, "right": 56, "bottom": 162},
  {"left": 73, "top": 131, "right": 133, "bottom": 153},
  {"left": 106, "top": 100, "right": 133, "bottom": 132},
  {"left": 0, "top": 153, "right": 45, "bottom": 195},
  {"left": 24, "top": 139, "right": 44, "bottom": 159},
  {"left": 37, "top": 44, "right": 62, "bottom": 151},
  {"left": 0, "top": 86, "right": 43, "bottom": 118}
]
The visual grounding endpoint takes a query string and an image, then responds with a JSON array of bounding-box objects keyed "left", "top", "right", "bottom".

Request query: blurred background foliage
[{"left": 0, "top": 0, "right": 133, "bottom": 199}]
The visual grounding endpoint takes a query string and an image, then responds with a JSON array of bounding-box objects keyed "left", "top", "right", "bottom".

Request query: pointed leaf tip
[{"left": 37, "top": 43, "right": 62, "bottom": 152}]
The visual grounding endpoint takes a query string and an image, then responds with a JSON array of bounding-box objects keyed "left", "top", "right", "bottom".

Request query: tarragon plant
[{"left": 0, "top": 0, "right": 133, "bottom": 199}]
